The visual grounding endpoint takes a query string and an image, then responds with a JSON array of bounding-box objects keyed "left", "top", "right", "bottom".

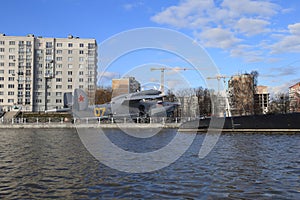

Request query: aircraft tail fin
[{"left": 73, "top": 89, "right": 89, "bottom": 111}]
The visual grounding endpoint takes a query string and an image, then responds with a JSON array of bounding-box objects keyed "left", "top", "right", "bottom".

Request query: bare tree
[
  {"left": 95, "top": 87, "right": 112, "bottom": 105},
  {"left": 268, "top": 93, "right": 289, "bottom": 114}
]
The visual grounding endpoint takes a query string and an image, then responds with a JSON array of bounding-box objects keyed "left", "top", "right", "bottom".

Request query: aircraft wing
[{"left": 120, "top": 94, "right": 165, "bottom": 104}]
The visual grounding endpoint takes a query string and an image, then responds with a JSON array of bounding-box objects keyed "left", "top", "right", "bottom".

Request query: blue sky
[{"left": 1, "top": 0, "right": 300, "bottom": 95}]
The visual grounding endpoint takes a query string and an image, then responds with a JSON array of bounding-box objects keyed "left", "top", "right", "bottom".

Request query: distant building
[
  {"left": 112, "top": 77, "right": 140, "bottom": 97},
  {"left": 289, "top": 82, "right": 300, "bottom": 112},
  {"left": 254, "top": 85, "right": 270, "bottom": 114},
  {"left": 228, "top": 74, "right": 255, "bottom": 116},
  {"left": 0, "top": 33, "right": 97, "bottom": 112}
]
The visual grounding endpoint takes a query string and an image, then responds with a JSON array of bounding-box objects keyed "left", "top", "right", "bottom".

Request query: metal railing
[{"left": 0, "top": 116, "right": 197, "bottom": 125}]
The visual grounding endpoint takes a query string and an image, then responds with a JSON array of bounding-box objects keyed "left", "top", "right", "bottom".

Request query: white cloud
[
  {"left": 271, "top": 23, "right": 300, "bottom": 54},
  {"left": 151, "top": 0, "right": 282, "bottom": 62},
  {"left": 97, "top": 71, "right": 118, "bottom": 80},
  {"left": 123, "top": 4, "right": 134, "bottom": 11},
  {"left": 197, "top": 27, "right": 242, "bottom": 49},
  {"left": 221, "top": 0, "right": 279, "bottom": 18},
  {"left": 268, "top": 79, "right": 299, "bottom": 96},
  {"left": 235, "top": 18, "right": 270, "bottom": 36},
  {"left": 151, "top": 0, "right": 214, "bottom": 28},
  {"left": 288, "top": 23, "right": 300, "bottom": 35},
  {"left": 122, "top": 1, "right": 144, "bottom": 11}
]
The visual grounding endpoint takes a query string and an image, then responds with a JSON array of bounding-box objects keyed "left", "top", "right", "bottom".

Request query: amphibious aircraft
[{"left": 47, "top": 89, "right": 179, "bottom": 122}]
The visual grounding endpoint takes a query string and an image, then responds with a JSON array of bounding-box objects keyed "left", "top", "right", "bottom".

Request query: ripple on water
[{"left": 0, "top": 129, "right": 299, "bottom": 199}]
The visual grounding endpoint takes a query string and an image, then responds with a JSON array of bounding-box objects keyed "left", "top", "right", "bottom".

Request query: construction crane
[
  {"left": 206, "top": 74, "right": 231, "bottom": 117},
  {"left": 150, "top": 67, "right": 195, "bottom": 94},
  {"left": 206, "top": 74, "right": 230, "bottom": 94}
]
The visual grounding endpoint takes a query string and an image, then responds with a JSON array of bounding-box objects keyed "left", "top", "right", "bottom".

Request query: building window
[
  {"left": 46, "top": 49, "right": 52, "bottom": 55},
  {"left": 79, "top": 43, "right": 84, "bottom": 47},
  {"left": 56, "top": 78, "right": 62, "bottom": 82},
  {"left": 9, "top": 55, "right": 15, "bottom": 60},
  {"left": 79, "top": 71, "right": 83, "bottom": 75},
  {"left": 8, "top": 99, "right": 14, "bottom": 103},
  {"left": 0, "top": 55, "right": 4, "bottom": 60},
  {"left": 56, "top": 99, "right": 62, "bottom": 103},
  {"left": 8, "top": 91, "right": 14, "bottom": 95},
  {"left": 8, "top": 77, "right": 14, "bottom": 81},
  {"left": 0, "top": 70, "right": 4, "bottom": 74},
  {"left": 79, "top": 50, "right": 84, "bottom": 54},
  {"left": 56, "top": 57, "right": 62, "bottom": 61},
  {"left": 68, "top": 50, "right": 72, "bottom": 54},
  {"left": 79, "top": 85, "right": 84, "bottom": 89},
  {"left": 0, "top": 91, "right": 3, "bottom": 95},
  {"left": 56, "top": 64, "right": 62, "bottom": 68},
  {"left": 68, "top": 43, "right": 73, "bottom": 47},
  {"left": 56, "top": 85, "right": 62, "bottom": 89},
  {"left": 8, "top": 70, "right": 15, "bottom": 74},
  {"left": 0, "top": 41, "right": 4, "bottom": 45},
  {"left": 68, "top": 85, "right": 72, "bottom": 89},
  {"left": 46, "top": 42, "right": 52, "bottom": 48},
  {"left": 0, "top": 63, "right": 4, "bottom": 67},
  {"left": 88, "top": 43, "right": 95, "bottom": 49},
  {"left": 45, "top": 56, "right": 52, "bottom": 62},
  {"left": 56, "top": 50, "right": 62, "bottom": 54},
  {"left": 68, "top": 78, "right": 72, "bottom": 82},
  {"left": 79, "top": 57, "right": 84, "bottom": 62},
  {"left": 0, "top": 77, "right": 4, "bottom": 81},
  {"left": 57, "top": 43, "right": 62, "bottom": 47},
  {"left": 79, "top": 78, "right": 83, "bottom": 82},
  {"left": 8, "top": 48, "right": 15, "bottom": 53},
  {"left": 0, "top": 48, "right": 5, "bottom": 52},
  {"left": 68, "top": 57, "right": 73, "bottom": 62},
  {"left": 68, "top": 64, "right": 73, "bottom": 69},
  {"left": 0, "top": 99, "right": 3, "bottom": 103},
  {"left": 9, "top": 63, "right": 15, "bottom": 67},
  {"left": 56, "top": 71, "right": 62, "bottom": 75},
  {"left": 0, "top": 84, "right": 4, "bottom": 88},
  {"left": 9, "top": 41, "right": 15, "bottom": 45},
  {"left": 68, "top": 71, "right": 72, "bottom": 75},
  {"left": 56, "top": 92, "right": 62, "bottom": 96}
]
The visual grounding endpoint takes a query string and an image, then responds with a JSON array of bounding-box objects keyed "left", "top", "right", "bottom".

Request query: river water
[{"left": 0, "top": 128, "right": 299, "bottom": 199}]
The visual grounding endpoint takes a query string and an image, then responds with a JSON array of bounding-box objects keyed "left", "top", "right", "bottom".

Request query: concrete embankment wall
[
  {"left": 0, "top": 123, "right": 300, "bottom": 134},
  {"left": 0, "top": 123, "right": 181, "bottom": 129}
]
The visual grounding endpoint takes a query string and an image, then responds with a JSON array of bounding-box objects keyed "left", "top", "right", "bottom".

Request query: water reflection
[{"left": 0, "top": 129, "right": 299, "bottom": 199}]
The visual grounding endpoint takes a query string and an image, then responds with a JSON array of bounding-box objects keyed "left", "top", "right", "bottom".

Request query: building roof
[{"left": 289, "top": 82, "right": 300, "bottom": 89}]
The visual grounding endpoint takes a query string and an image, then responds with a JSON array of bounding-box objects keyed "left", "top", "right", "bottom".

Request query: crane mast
[
  {"left": 150, "top": 67, "right": 194, "bottom": 94},
  {"left": 206, "top": 74, "right": 231, "bottom": 117}
]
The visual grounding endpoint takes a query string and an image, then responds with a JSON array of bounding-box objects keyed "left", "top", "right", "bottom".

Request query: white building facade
[{"left": 0, "top": 34, "right": 97, "bottom": 112}]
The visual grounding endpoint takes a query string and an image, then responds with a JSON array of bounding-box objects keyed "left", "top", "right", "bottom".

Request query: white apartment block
[{"left": 0, "top": 33, "right": 97, "bottom": 112}]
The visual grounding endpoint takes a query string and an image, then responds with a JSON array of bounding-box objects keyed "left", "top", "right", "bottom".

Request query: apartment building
[
  {"left": 228, "top": 74, "right": 255, "bottom": 116},
  {"left": 289, "top": 82, "right": 300, "bottom": 112},
  {"left": 0, "top": 34, "right": 97, "bottom": 112},
  {"left": 112, "top": 77, "right": 140, "bottom": 97},
  {"left": 254, "top": 85, "right": 270, "bottom": 114}
]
